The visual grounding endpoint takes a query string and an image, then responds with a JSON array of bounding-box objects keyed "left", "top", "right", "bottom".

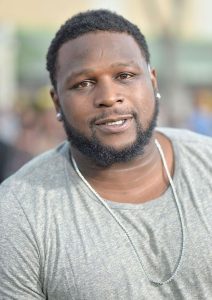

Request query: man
[{"left": 0, "top": 9, "right": 212, "bottom": 300}]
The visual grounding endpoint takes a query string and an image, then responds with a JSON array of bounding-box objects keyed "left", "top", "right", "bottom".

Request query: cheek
[
  {"left": 132, "top": 85, "right": 155, "bottom": 109},
  {"left": 133, "top": 82, "right": 155, "bottom": 121},
  {"left": 61, "top": 96, "right": 92, "bottom": 129}
]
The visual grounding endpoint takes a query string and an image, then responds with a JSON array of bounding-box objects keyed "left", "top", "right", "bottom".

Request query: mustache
[{"left": 89, "top": 108, "right": 137, "bottom": 126}]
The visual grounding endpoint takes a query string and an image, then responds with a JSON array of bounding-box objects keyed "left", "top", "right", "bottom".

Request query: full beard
[{"left": 61, "top": 99, "right": 159, "bottom": 167}]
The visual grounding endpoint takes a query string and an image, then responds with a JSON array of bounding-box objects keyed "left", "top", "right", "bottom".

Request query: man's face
[{"left": 51, "top": 32, "right": 159, "bottom": 166}]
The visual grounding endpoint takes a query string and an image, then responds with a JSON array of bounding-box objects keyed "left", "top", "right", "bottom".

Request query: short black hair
[{"left": 46, "top": 9, "right": 150, "bottom": 88}]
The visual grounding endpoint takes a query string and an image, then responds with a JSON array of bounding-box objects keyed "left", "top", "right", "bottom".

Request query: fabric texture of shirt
[{"left": 0, "top": 128, "right": 212, "bottom": 299}]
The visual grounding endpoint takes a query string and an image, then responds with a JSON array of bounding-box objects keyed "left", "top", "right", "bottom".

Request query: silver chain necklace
[{"left": 70, "top": 139, "right": 185, "bottom": 285}]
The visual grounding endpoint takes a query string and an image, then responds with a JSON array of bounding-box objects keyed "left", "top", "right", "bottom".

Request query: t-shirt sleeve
[{"left": 0, "top": 184, "right": 45, "bottom": 299}]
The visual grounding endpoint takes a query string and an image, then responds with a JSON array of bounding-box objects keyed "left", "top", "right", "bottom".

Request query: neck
[{"left": 70, "top": 131, "right": 174, "bottom": 204}]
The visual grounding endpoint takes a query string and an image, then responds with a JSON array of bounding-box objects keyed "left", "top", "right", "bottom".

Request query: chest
[{"left": 41, "top": 197, "right": 212, "bottom": 299}]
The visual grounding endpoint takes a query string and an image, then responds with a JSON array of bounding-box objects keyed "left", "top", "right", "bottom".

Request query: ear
[
  {"left": 50, "top": 88, "right": 61, "bottom": 113},
  {"left": 148, "top": 65, "right": 159, "bottom": 91}
]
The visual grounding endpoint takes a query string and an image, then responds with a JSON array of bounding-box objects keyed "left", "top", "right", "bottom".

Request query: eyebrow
[
  {"left": 65, "top": 61, "right": 140, "bottom": 83},
  {"left": 65, "top": 68, "right": 94, "bottom": 84},
  {"left": 110, "top": 61, "right": 140, "bottom": 68}
]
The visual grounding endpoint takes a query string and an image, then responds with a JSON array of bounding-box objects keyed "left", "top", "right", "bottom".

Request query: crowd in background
[{"left": 0, "top": 86, "right": 65, "bottom": 183}]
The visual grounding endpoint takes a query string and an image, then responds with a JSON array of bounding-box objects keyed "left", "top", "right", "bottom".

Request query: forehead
[{"left": 57, "top": 32, "right": 146, "bottom": 75}]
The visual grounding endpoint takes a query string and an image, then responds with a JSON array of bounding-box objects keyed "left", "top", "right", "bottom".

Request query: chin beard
[{"left": 61, "top": 99, "right": 159, "bottom": 167}]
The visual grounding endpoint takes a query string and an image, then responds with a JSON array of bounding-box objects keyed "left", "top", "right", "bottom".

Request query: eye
[
  {"left": 73, "top": 80, "right": 95, "bottom": 89},
  {"left": 117, "top": 72, "right": 134, "bottom": 80}
]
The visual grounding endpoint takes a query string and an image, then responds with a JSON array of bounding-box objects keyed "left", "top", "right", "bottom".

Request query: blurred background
[{"left": 0, "top": 0, "right": 212, "bottom": 181}]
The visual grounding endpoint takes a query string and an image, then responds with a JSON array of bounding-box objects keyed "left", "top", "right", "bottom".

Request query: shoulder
[
  {"left": 157, "top": 127, "right": 212, "bottom": 169},
  {"left": 0, "top": 141, "right": 70, "bottom": 200},
  {"left": 157, "top": 127, "right": 212, "bottom": 149}
]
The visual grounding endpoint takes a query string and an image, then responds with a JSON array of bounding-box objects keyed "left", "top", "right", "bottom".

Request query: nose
[{"left": 93, "top": 78, "right": 124, "bottom": 108}]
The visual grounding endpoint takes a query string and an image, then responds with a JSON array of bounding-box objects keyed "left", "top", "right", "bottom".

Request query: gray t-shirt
[{"left": 0, "top": 128, "right": 212, "bottom": 299}]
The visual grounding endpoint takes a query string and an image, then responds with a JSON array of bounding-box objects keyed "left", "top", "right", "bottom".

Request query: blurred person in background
[
  {"left": 0, "top": 138, "right": 31, "bottom": 183},
  {"left": 0, "top": 9, "right": 212, "bottom": 299},
  {"left": 15, "top": 86, "right": 65, "bottom": 156},
  {"left": 0, "top": 87, "right": 65, "bottom": 183},
  {"left": 0, "top": 107, "right": 32, "bottom": 183},
  {"left": 188, "top": 89, "right": 212, "bottom": 136}
]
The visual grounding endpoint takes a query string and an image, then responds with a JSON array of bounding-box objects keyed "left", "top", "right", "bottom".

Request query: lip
[
  {"left": 94, "top": 115, "right": 133, "bottom": 134},
  {"left": 95, "top": 115, "right": 133, "bottom": 125}
]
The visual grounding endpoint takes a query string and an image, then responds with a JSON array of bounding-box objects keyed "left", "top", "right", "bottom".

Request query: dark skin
[{"left": 51, "top": 32, "right": 174, "bottom": 204}]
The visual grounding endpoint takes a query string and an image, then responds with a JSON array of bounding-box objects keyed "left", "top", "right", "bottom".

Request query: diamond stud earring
[
  {"left": 156, "top": 92, "right": 161, "bottom": 99},
  {"left": 56, "top": 112, "right": 62, "bottom": 121}
]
